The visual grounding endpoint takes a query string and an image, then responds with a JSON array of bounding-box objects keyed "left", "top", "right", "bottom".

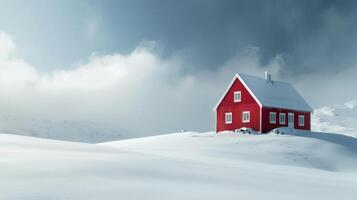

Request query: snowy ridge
[{"left": 312, "top": 100, "right": 357, "bottom": 138}]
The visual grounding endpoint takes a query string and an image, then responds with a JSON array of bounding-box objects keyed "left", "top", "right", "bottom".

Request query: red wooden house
[{"left": 213, "top": 72, "right": 312, "bottom": 133}]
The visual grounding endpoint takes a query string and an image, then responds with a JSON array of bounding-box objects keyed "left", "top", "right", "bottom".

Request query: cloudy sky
[{"left": 0, "top": 0, "right": 357, "bottom": 135}]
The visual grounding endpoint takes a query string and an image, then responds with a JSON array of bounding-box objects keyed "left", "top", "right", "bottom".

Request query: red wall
[
  {"left": 216, "top": 77, "right": 261, "bottom": 132},
  {"left": 261, "top": 107, "right": 311, "bottom": 133}
]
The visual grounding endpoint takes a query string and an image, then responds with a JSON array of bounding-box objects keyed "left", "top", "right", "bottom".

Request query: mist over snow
[
  {"left": 0, "top": 30, "right": 357, "bottom": 136},
  {"left": 312, "top": 100, "right": 357, "bottom": 138}
]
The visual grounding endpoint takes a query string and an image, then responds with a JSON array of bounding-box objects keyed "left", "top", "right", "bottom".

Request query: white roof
[{"left": 213, "top": 73, "right": 313, "bottom": 112}]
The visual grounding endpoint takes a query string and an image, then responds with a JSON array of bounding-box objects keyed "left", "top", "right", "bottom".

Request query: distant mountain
[
  {"left": 0, "top": 115, "right": 127, "bottom": 143},
  {"left": 312, "top": 100, "right": 357, "bottom": 138}
]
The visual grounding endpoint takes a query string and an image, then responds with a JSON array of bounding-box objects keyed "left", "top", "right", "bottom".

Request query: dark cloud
[
  {"left": 88, "top": 0, "right": 357, "bottom": 76},
  {"left": 1, "top": 0, "right": 356, "bottom": 76}
]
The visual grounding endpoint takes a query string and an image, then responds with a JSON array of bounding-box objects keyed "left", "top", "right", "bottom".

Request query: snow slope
[
  {"left": 1, "top": 130, "right": 356, "bottom": 200},
  {"left": 312, "top": 100, "right": 357, "bottom": 138}
]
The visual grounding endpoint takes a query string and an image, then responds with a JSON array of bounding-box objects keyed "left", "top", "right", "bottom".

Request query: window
[
  {"left": 298, "top": 115, "right": 305, "bottom": 126},
  {"left": 234, "top": 91, "right": 241, "bottom": 102},
  {"left": 269, "top": 112, "right": 276, "bottom": 124},
  {"left": 279, "top": 113, "right": 286, "bottom": 125},
  {"left": 225, "top": 113, "right": 232, "bottom": 124},
  {"left": 242, "top": 111, "right": 250, "bottom": 123}
]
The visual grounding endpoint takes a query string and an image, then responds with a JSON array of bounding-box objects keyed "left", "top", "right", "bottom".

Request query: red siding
[
  {"left": 216, "top": 78, "right": 261, "bottom": 132},
  {"left": 261, "top": 107, "right": 311, "bottom": 133}
]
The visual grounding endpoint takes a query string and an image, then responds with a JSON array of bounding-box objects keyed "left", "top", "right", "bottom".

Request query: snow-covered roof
[{"left": 213, "top": 73, "right": 313, "bottom": 112}]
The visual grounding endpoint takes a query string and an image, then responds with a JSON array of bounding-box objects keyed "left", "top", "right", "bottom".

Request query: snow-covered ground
[
  {"left": 1, "top": 130, "right": 356, "bottom": 200},
  {"left": 312, "top": 100, "right": 357, "bottom": 138}
]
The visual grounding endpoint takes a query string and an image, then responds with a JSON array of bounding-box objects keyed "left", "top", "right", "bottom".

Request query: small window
[
  {"left": 225, "top": 112, "right": 232, "bottom": 124},
  {"left": 279, "top": 113, "right": 286, "bottom": 125},
  {"left": 242, "top": 111, "right": 250, "bottom": 123},
  {"left": 234, "top": 91, "right": 241, "bottom": 102},
  {"left": 298, "top": 115, "right": 305, "bottom": 126},
  {"left": 269, "top": 112, "right": 276, "bottom": 124}
]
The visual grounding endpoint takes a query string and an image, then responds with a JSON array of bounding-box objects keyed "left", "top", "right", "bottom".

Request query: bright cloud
[{"left": 0, "top": 32, "right": 217, "bottom": 135}]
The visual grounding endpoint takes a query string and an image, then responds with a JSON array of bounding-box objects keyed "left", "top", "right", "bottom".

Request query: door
[{"left": 288, "top": 113, "right": 294, "bottom": 128}]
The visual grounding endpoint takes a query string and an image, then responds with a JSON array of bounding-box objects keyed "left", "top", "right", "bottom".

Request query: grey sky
[
  {"left": 1, "top": 0, "right": 356, "bottom": 74},
  {"left": 0, "top": 0, "right": 356, "bottom": 134}
]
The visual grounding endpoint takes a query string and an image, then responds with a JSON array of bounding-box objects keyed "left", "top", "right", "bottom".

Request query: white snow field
[
  {"left": 1, "top": 130, "right": 357, "bottom": 200},
  {"left": 312, "top": 100, "right": 357, "bottom": 138}
]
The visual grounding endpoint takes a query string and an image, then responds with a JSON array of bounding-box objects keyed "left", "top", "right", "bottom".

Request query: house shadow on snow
[{"left": 288, "top": 131, "right": 357, "bottom": 154}]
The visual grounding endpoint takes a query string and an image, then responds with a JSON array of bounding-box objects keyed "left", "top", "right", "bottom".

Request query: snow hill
[
  {"left": 312, "top": 100, "right": 357, "bottom": 138},
  {"left": 0, "top": 115, "right": 125, "bottom": 143},
  {"left": 1, "top": 130, "right": 356, "bottom": 200}
]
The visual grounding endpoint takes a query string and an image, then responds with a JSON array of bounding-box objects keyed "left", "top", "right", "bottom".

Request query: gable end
[{"left": 213, "top": 74, "right": 263, "bottom": 111}]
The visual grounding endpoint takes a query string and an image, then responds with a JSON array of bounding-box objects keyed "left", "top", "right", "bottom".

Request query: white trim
[
  {"left": 269, "top": 112, "right": 276, "bottom": 124},
  {"left": 279, "top": 113, "right": 286, "bottom": 125},
  {"left": 298, "top": 115, "right": 305, "bottom": 126},
  {"left": 242, "top": 111, "right": 250, "bottom": 123},
  {"left": 212, "top": 75, "right": 239, "bottom": 111},
  {"left": 233, "top": 91, "right": 241, "bottom": 102},
  {"left": 225, "top": 112, "right": 232, "bottom": 124},
  {"left": 236, "top": 74, "right": 263, "bottom": 108},
  {"left": 212, "top": 73, "right": 263, "bottom": 111},
  {"left": 259, "top": 107, "right": 262, "bottom": 133}
]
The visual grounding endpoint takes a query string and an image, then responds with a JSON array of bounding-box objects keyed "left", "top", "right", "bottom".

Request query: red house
[{"left": 213, "top": 72, "right": 312, "bottom": 133}]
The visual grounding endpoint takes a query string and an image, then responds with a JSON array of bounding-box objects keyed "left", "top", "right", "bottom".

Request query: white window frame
[
  {"left": 242, "top": 111, "right": 250, "bottom": 123},
  {"left": 233, "top": 91, "right": 241, "bottom": 102},
  {"left": 269, "top": 112, "right": 276, "bottom": 124},
  {"left": 225, "top": 112, "right": 232, "bottom": 124},
  {"left": 298, "top": 115, "right": 305, "bottom": 126},
  {"left": 279, "top": 113, "right": 286, "bottom": 125}
]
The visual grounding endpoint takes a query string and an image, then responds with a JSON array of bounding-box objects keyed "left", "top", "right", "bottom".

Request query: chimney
[{"left": 265, "top": 71, "right": 271, "bottom": 82}]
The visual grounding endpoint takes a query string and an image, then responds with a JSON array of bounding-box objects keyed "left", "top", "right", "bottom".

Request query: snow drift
[{"left": 1, "top": 130, "right": 356, "bottom": 200}]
